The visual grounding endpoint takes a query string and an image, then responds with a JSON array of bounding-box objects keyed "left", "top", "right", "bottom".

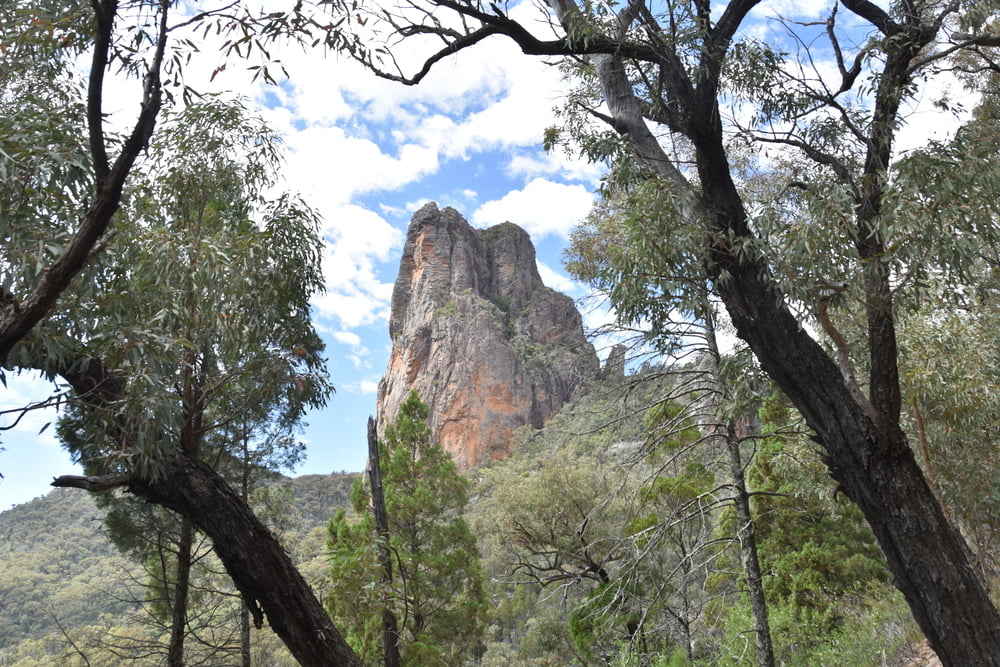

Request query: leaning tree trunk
[
  {"left": 717, "top": 255, "right": 1000, "bottom": 665},
  {"left": 47, "top": 347, "right": 364, "bottom": 666},
  {"left": 580, "top": 35, "right": 1000, "bottom": 660},
  {"left": 124, "top": 455, "right": 364, "bottom": 667}
]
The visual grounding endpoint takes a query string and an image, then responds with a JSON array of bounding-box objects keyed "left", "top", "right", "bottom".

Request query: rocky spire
[{"left": 377, "top": 203, "right": 599, "bottom": 470}]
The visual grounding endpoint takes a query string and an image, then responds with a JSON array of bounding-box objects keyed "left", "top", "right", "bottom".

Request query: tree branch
[
  {"left": 88, "top": 0, "right": 115, "bottom": 185},
  {"left": 839, "top": 0, "right": 902, "bottom": 35},
  {"left": 0, "top": 0, "right": 168, "bottom": 362},
  {"left": 52, "top": 474, "right": 130, "bottom": 492}
]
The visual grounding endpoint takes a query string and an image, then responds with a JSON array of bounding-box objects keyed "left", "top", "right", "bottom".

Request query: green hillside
[{"left": 0, "top": 473, "right": 358, "bottom": 666}]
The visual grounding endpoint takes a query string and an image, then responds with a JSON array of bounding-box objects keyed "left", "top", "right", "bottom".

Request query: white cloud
[
  {"left": 580, "top": 296, "right": 618, "bottom": 336},
  {"left": 895, "top": 77, "right": 975, "bottom": 154},
  {"left": 536, "top": 260, "right": 586, "bottom": 297},
  {"left": 471, "top": 178, "right": 594, "bottom": 239},
  {"left": 507, "top": 150, "right": 603, "bottom": 186},
  {"left": 311, "top": 205, "right": 401, "bottom": 329},
  {"left": 338, "top": 378, "right": 381, "bottom": 395},
  {"left": 0, "top": 373, "right": 61, "bottom": 448},
  {"left": 332, "top": 331, "right": 362, "bottom": 347},
  {"left": 282, "top": 126, "right": 440, "bottom": 213}
]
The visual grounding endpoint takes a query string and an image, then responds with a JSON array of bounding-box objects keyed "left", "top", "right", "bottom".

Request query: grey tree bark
[{"left": 367, "top": 416, "right": 402, "bottom": 667}]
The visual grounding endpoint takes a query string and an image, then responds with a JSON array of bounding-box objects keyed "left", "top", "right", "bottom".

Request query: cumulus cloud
[
  {"left": 311, "top": 205, "right": 401, "bottom": 329},
  {"left": 507, "top": 150, "right": 603, "bottom": 186},
  {"left": 331, "top": 330, "right": 362, "bottom": 347},
  {"left": 536, "top": 260, "right": 587, "bottom": 297},
  {"left": 282, "top": 126, "right": 441, "bottom": 212},
  {"left": 337, "top": 378, "right": 381, "bottom": 395},
  {"left": 471, "top": 178, "right": 594, "bottom": 239}
]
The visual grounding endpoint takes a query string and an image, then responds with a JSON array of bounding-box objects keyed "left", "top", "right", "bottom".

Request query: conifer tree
[{"left": 327, "top": 391, "right": 487, "bottom": 666}]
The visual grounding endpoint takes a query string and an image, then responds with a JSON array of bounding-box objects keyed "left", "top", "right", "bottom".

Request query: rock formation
[{"left": 377, "top": 203, "right": 599, "bottom": 470}]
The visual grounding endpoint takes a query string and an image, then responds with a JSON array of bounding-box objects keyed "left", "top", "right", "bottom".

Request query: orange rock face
[{"left": 377, "top": 203, "right": 598, "bottom": 470}]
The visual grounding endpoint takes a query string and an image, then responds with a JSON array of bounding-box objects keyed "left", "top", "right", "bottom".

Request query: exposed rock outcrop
[{"left": 377, "top": 203, "right": 599, "bottom": 470}]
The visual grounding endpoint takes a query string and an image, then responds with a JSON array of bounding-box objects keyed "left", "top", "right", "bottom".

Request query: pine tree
[{"left": 327, "top": 391, "right": 487, "bottom": 665}]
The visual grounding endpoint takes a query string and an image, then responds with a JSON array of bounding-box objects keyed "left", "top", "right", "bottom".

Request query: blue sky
[
  {"left": 0, "top": 0, "right": 972, "bottom": 510},
  {"left": 0, "top": 5, "right": 605, "bottom": 509}
]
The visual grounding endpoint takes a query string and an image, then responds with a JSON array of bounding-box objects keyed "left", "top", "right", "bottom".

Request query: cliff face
[{"left": 377, "top": 203, "right": 599, "bottom": 470}]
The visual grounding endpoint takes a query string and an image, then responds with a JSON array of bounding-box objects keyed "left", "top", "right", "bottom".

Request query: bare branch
[
  {"left": 755, "top": 133, "right": 859, "bottom": 194},
  {"left": 88, "top": 0, "right": 115, "bottom": 184},
  {"left": 52, "top": 473, "right": 130, "bottom": 492}
]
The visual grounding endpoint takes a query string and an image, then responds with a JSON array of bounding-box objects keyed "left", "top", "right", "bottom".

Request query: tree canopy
[{"left": 4, "top": 0, "right": 1000, "bottom": 664}]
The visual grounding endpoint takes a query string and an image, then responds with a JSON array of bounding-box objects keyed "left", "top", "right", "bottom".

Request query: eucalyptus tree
[
  {"left": 321, "top": 0, "right": 1000, "bottom": 662},
  {"left": 0, "top": 1, "right": 366, "bottom": 662},
  {"left": 40, "top": 99, "right": 363, "bottom": 665},
  {"left": 52, "top": 97, "right": 329, "bottom": 666}
]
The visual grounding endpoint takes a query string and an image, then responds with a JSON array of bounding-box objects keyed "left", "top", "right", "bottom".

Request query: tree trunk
[
  {"left": 167, "top": 517, "right": 194, "bottom": 667},
  {"left": 724, "top": 432, "right": 774, "bottom": 667},
  {"left": 582, "top": 34, "right": 1000, "bottom": 659},
  {"left": 239, "top": 437, "right": 253, "bottom": 667},
  {"left": 699, "top": 299, "right": 775, "bottom": 667},
  {"left": 718, "top": 260, "right": 1000, "bottom": 665},
  {"left": 240, "top": 601, "right": 252, "bottom": 667},
  {"left": 48, "top": 348, "right": 363, "bottom": 666},
  {"left": 126, "top": 454, "right": 364, "bottom": 667},
  {"left": 367, "top": 417, "right": 402, "bottom": 667}
]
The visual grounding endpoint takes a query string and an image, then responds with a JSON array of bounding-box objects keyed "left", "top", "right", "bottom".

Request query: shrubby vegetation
[
  {"left": 2, "top": 359, "right": 994, "bottom": 665},
  {"left": 0, "top": 474, "right": 357, "bottom": 666},
  {"left": 467, "top": 369, "right": 925, "bottom": 666}
]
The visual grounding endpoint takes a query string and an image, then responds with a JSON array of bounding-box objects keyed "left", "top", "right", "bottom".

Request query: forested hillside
[
  {"left": 0, "top": 372, "right": 962, "bottom": 666},
  {"left": 0, "top": 474, "right": 357, "bottom": 666},
  {"left": 466, "top": 369, "right": 925, "bottom": 665}
]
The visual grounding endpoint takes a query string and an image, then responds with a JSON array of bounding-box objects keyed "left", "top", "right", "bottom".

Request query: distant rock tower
[{"left": 376, "top": 203, "right": 599, "bottom": 470}]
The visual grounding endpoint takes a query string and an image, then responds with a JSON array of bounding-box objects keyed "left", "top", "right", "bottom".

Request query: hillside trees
[
  {"left": 326, "top": 392, "right": 488, "bottom": 665},
  {"left": 897, "top": 267, "right": 1000, "bottom": 586},
  {"left": 745, "top": 395, "right": 910, "bottom": 664},
  {"left": 328, "top": 0, "right": 1000, "bottom": 661},
  {"left": 469, "top": 367, "right": 770, "bottom": 664},
  {"left": 0, "top": 3, "right": 365, "bottom": 660}
]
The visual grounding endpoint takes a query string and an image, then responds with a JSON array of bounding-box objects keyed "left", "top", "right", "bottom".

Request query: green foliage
[
  {"left": 56, "top": 96, "right": 328, "bottom": 482},
  {"left": 469, "top": 369, "right": 740, "bottom": 664},
  {"left": 897, "top": 270, "right": 1000, "bottom": 582},
  {"left": 734, "top": 394, "right": 907, "bottom": 663},
  {"left": 326, "top": 391, "right": 487, "bottom": 665},
  {"left": 43, "top": 96, "right": 331, "bottom": 662},
  {"left": 566, "top": 182, "right": 716, "bottom": 348},
  {"left": 0, "top": 473, "right": 356, "bottom": 665},
  {"left": 0, "top": 0, "right": 91, "bottom": 331}
]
